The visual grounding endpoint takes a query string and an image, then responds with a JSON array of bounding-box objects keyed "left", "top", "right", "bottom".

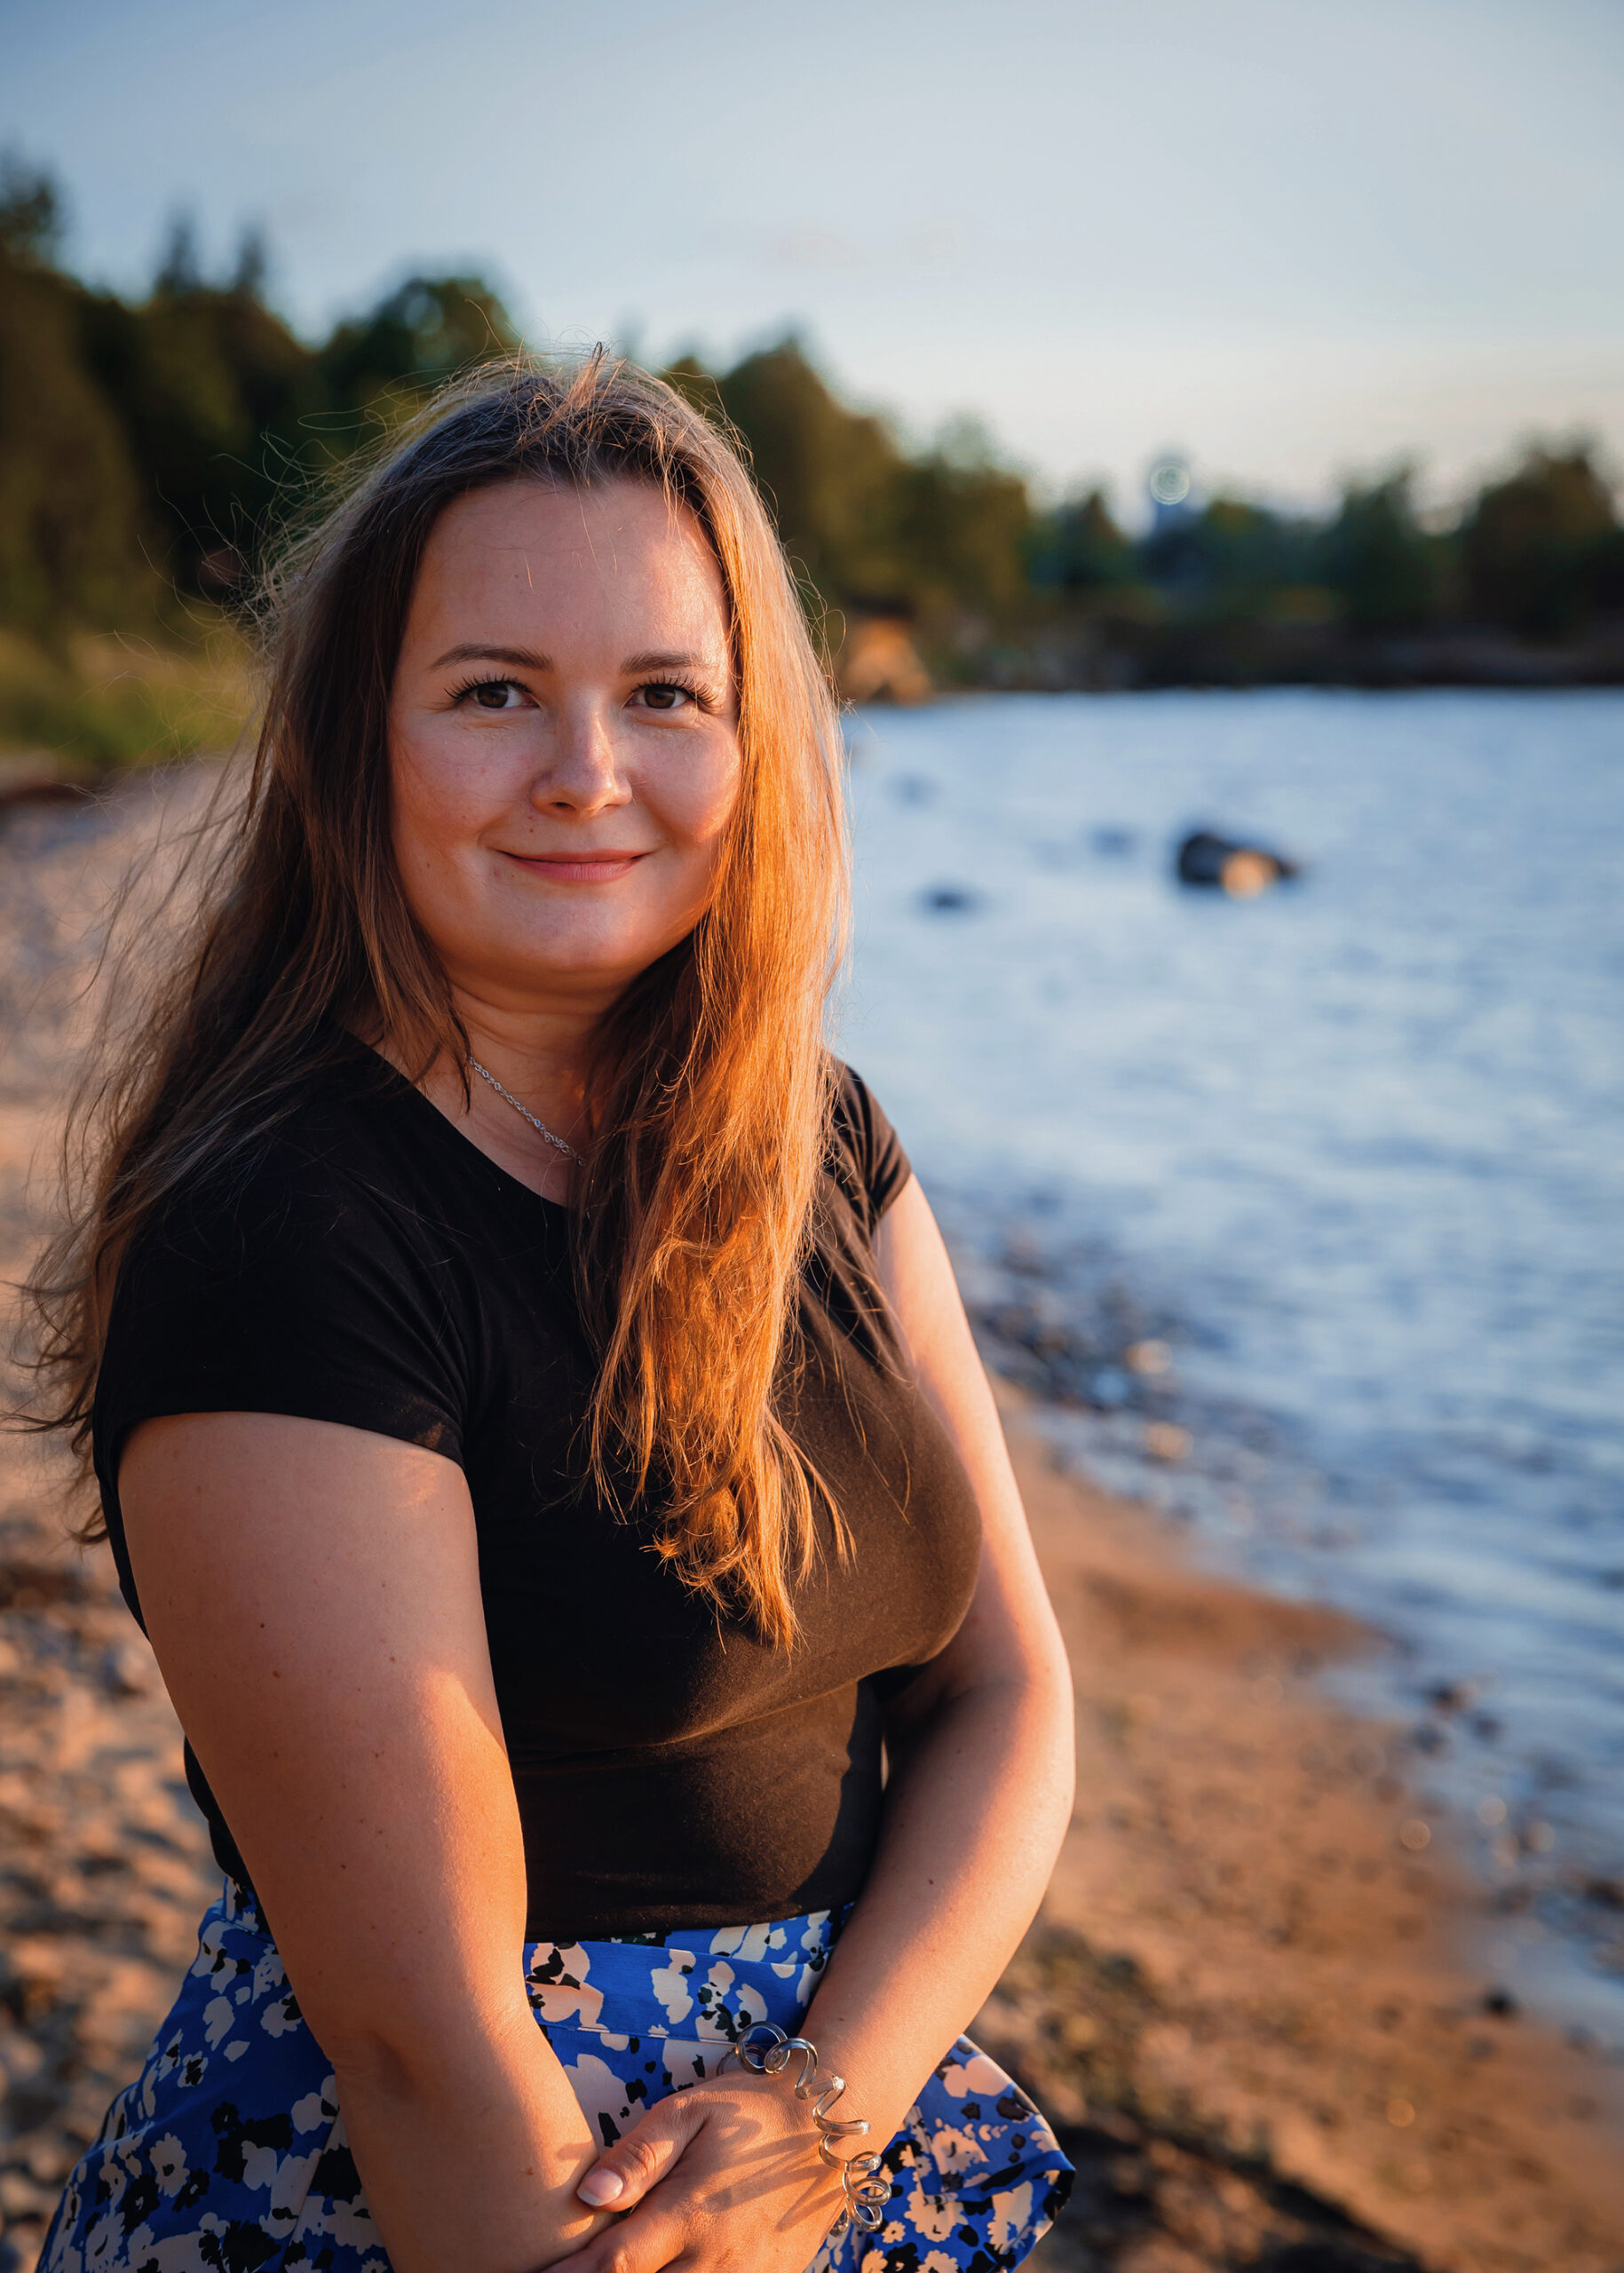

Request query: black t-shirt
[{"left": 93, "top": 1045, "right": 983, "bottom": 1940}]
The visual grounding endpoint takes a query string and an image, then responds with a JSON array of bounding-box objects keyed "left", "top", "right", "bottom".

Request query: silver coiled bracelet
[{"left": 717, "top": 2024, "right": 891, "bottom": 2235}]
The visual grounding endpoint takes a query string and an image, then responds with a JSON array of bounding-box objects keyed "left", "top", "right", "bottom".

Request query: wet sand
[
  {"left": 1, "top": 779, "right": 1621, "bottom": 2271},
  {"left": 996, "top": 1394, "right": 1624, "bottom": 2272}
]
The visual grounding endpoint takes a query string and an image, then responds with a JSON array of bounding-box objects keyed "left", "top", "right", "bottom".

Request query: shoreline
[
  {"left": 992, "top": 1387, "right": 1624, "bottom": 2272},
  {"left": 1, "top": 787, "right": 1620, "bottom": 2269},
  {"left": 1, "top": 1406, "right": 1620, "bottom": 2271}
]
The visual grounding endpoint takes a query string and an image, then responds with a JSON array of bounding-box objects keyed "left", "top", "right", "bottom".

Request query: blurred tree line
[
  {"left": 1034, "top": 460, "right": 1624, "bottom": 653},
  {"left": 3, "top": 153, "right": 1622, "bottom": 764},
  {"left": 0, "top": 163, "right": 519, "bottom": 633}
]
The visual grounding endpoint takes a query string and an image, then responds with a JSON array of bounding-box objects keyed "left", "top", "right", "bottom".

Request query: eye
[
  {"left": 451, "top": 677, "right": 530, "bottom": 711},
  {"left": 634, "top": 681, "right": 700, "bottom": 713}
]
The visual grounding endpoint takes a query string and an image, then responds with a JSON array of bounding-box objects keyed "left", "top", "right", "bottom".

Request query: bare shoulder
[
  {"left": 120, "top": 1412, "right": 485, "bottom": 1738},
  {"left": 118, "top": 1414, "right": 518, "bottom": 2016}
]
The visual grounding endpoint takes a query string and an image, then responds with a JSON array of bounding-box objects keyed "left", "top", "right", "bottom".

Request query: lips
[{"left": 499, "top": 851, "right": 649, "bottom": 881}]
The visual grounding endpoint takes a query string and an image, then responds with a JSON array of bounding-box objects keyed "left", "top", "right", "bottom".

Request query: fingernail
[{"left": 577, "top": 2169, "right": 625, "bottom": 2206}]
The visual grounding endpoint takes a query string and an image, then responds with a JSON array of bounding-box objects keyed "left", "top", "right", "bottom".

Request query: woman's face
[{"left": 388, "top": 475, "right": 741, "bottom": 1019}]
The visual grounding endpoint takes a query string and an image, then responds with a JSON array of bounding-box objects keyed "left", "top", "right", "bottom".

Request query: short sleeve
[
  {"left": 92, "top": 1143, "right": 471, "bottom": 1614},
  {"left": 828, "top": 1064, "right": 913, "bottom": 1236}
]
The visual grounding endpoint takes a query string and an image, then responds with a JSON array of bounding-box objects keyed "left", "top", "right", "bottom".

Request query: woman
[{"left": 30, "top": 359, "right": 1075, "bottom": 2273}]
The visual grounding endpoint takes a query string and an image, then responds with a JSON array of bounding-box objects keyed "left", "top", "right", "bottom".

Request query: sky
[{"left": 4, "top": 0, "right": 1622, "bottom": 516}]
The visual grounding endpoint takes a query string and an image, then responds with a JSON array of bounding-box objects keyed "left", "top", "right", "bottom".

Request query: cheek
[
  {"left": 660, "top": 741, "right": 744, "bottom": 857},
  {"left": 386, "top": 757, "right": 444, "bottom": 898},
  {"left": 389, "top": 732, "right": 497, "bottom": 867},
  {"left": 385, "top": 747, "right": 493, "bottom": 946}
]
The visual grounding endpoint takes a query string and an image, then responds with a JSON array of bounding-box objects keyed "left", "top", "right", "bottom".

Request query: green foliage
[
  {"left": 669, "top": 337, "right": 1034, "bottom": 630},
  {"left": 0, "top": 152, "right": 66, "bottom": 265},
  {"left": 1460, "top": 445, "right": 1620, "bottom": 640},
  {"left": 315, "top": 273, "right": 520, "bottom": 429},
  {"left": 0, "top": 622, "right": 256, "bottom": 769},
  {"left": 900, "top": 447, "right": 1033, "bottom": 618},
  {"left": 1, "top": 162, "right": 526, "bottom": 650},
  {"left": 1317, "top": 471, "right": 1443, "bottom": 633},
  {"left": 0, "top": 240, "right": 154, "bottom": 634},
  {"left": 0, "top": 153, "right": 1620, "bottom": 741},
  {"left": 1141, "top": 496, "right": 1317, "bottom": 615},
  {"left": 1031, "top": 489, "right": 1137, "bottom": 595},
  {"left": 77, "top": 273, "right": 325, "bottom": 592},
  {"left": 701, "top": 338, "right": 917, "bottom": 610}
]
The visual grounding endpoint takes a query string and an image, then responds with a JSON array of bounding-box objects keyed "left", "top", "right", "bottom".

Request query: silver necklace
[{"left": 467, "top": 1057, "right": 582, "bottom": 1164}]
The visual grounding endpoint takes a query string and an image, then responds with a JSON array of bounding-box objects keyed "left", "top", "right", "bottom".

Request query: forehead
[{"left": 409, "top": 475, "right": 731, "bottom": 651}]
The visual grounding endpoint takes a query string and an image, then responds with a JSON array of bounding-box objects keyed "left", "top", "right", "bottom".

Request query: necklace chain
[{"left": 467, "top": 1057, "right": 582, "bottom": 1164}]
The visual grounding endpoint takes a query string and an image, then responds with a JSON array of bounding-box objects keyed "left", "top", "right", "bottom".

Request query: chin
[{"left": 493, "top": 941, "right": 665, "bottom": 994}]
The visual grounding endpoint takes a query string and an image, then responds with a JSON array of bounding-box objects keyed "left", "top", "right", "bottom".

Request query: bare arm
[
  {"left": 568, "top": 1174, "right": 1075, "bottom": 2265},
  {"left": 797, "top": 1172, "right": 1076, "bottom": 2117},
  {"left": 120, "top": 1412, "right": 615, "bottom": 2273}
]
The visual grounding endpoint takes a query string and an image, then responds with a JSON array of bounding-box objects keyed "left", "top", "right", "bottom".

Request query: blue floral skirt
[{"left": 41, "top": 1881, "right": 1072, "bottom": 2272}]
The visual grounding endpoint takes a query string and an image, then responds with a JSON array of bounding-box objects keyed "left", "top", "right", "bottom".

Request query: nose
[{"left": 532, "top": 696, "right": 631, "bottom": 818}]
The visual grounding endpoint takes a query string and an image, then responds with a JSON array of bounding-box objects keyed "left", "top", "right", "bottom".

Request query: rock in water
[{"left": 1175, "top": 828, "right": 1300, "bottom": 895}]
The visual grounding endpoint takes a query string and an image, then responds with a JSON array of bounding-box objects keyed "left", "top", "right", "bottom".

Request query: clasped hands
[{"left": 559, "top": 2063, "right": 864, "bottom": 2273}]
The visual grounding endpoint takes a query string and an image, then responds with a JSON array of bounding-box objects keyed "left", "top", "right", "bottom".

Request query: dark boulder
[{"left": 1176, "top": 828, "right": 1300, "bottom": 895}]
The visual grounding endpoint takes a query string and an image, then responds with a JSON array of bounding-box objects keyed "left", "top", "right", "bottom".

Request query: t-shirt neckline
[{"left": 355, "top": 1041, "right": 574, "bottom": 1218}]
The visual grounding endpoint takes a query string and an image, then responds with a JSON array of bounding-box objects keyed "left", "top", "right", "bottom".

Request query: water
[{"left": 839, "top": 688, "right": 1624, "bottom": 2025}]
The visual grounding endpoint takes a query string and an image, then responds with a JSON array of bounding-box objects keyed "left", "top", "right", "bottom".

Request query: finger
[
  {"left": 576, "top": 2095, "right": 702, "bottom": 2211},
  {"left": 568, "top": 2193, "right": 692, "bottom": 2273}
]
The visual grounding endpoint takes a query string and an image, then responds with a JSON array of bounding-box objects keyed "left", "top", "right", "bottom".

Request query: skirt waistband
[
  {"left": 522, "top": 1909, "right": 846, "bottom": 2048},
  {"left": 212, "top": 1881, "right": 847, "bottom": 2055}
]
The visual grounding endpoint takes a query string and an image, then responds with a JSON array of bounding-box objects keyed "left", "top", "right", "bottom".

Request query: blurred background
[
  {"left": 4, "top": 0, "right": 1624, "bottom": 755},
  {"left": 1, "top": 4, "right": 1622, "bottom": 2269}
]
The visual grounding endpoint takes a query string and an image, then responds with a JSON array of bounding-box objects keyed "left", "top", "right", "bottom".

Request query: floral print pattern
[{"left": 40, "top": 1882, "right": 1072, "bottom": 2273}]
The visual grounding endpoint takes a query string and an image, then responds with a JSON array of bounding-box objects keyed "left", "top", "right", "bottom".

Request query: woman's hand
[{"left": 568, "top": 2069, "right": 849, "bottom": 2273}]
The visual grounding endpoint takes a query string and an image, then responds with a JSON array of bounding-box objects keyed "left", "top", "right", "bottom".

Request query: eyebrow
[
  {"left": 432, "top": 643, "right": 551, "bottom": 671},
  {"left": 619, "top": 651, "right": 720, "bottom": 676},
  {"left": 430, "top": 643, "right": 723, "bottom": 677}
]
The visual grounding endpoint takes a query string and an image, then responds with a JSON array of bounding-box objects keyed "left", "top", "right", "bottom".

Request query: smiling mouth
[{"left": 499, "top": 850, "right": 650, "bottom": 881}]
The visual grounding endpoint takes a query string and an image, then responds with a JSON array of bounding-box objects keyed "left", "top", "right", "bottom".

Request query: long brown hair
[{"left": 24, "top": 356, "right": 850, "bottom": 1645}]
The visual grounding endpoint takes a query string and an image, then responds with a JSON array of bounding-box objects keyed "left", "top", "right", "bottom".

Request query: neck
[
  {"left": 454, "top": 1002, "right": 594, "bottom": 1125},
  {"left": 395, "top": 993, "right": 601, "bottom": 1204}
]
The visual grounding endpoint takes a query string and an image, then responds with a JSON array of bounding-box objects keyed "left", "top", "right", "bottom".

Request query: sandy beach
[
  {"left": 989, "top": 1396, "right": 1624, "bottom": 2273},
  {"left": 1, "top": 781, "right": 1621, "bottom": 2272}
]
